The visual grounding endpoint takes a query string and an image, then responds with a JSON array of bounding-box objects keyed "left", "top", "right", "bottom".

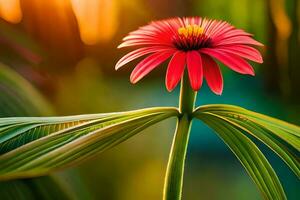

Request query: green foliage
[
  {"left": 0, "top": 62, "right": 80, "bottom": 199},
  {"left": 0, "top": 107, "right": 178, "bottom": 180},
  {"left": 0, "top": 69, "right": 299, "bottom": 200},
  {"left": 0, "top": 102, "right": 298, "bottom": 200},
  {"left": 194, "top": 104, "right": 300, "bottom": 200},
  {"left": 0, "top": 176, "right": 73, "bottom": 200},
  {"left": 0, "top": 63, "right": 53, "bottom": 117}
]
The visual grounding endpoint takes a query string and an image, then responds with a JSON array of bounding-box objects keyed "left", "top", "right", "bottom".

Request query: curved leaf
[
  {"left": 194, "top": 104, "right": 300, "bottom": 149},
  {"left": 196, "top": 112, "right": 287, "bottom": 200},
  {"left": 193, "top": 104, "right": 300, "bottom": 178},
  {"left": 0, "top": 63, "right": 53, "bottom": 117},
  {"left": 0, "top": 63, "right": 72, "bottom": 197},
  {"left": 0, "top": 107, "right": 179, "bottom": 180}
]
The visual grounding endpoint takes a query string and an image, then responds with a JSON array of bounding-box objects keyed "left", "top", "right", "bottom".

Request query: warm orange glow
[
  {"left": 0, "top": 0, "right": 22, "bottom": 23},
  {"left": 70, "top": 0, "right": 119, "bottom": 45},
  {"left": 270, "top": 0, "right": 292, "bottom": 39}
]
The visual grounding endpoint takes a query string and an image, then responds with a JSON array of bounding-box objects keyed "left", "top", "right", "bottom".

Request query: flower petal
[
  {"left": 216, "top": 45, "right": 263, "bottom": 63},
  {"left": 212, "top": 29, "right": 253, "bottom": 42},
  {"left": 130, "top": 51, "right": 174, "bottom": 83},
  {"left": 118, "top": 40, "right": 171, "bottom": 48},
  {"left": 165, "top": 51, "right": 186, "bottom": 91},
  {"left": 202, "top": 54, "right": 223, "bottom": 95},
  {"left": 201, "top": 48, "right": 255, "bottom": 75},
  {"left": 213, "top": 35, "right": 263, "bottom": 46},
  {"left": 187, "top": 51, "right": 203, "bottom": 91},
  {"left": 115, "top": 46, "right": 173, "bottom": 70}
]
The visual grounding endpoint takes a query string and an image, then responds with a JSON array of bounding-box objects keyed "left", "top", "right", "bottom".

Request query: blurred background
[{"left": 0, "top": 0, "right": 299, "bottom": 199}]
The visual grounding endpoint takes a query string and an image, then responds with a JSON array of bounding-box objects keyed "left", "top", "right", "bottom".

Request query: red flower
[{"left": 116, "top": 17, "right": 263, "bottom": 94}]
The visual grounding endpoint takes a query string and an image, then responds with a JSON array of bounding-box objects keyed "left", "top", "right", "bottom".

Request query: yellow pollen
[{"left": 178, "top": 25, "right": 204, "bottom": 38}]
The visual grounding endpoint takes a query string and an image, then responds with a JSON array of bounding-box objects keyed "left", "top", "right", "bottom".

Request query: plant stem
[
  {"left": 163, "top": 73, "right": 196, "bottom": 200},
  {"left": 178, "top": 73, "right": 197, "bottom": 115}
]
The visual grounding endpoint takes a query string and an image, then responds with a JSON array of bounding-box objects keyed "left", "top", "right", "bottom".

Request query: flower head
[{"left": 116, "top": 17, "right": 263, "bottom": 94}]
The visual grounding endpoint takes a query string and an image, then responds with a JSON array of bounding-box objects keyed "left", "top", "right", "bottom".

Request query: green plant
[{"left": 0, "top": 17, "right": 299, "bottom": 200}]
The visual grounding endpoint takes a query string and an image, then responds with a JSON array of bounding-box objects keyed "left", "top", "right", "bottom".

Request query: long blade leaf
[
  {"left": 0, "top": 63, "right": 53, "bottom": 117},
  {"left": 193, "top": 104, "right": 300, "bottom": 178},
  {"left": 0, "top": 107, "right": 178, "bottom": 180},
  {"left": 196, "top": 113, "right": 286, "bottom": 200},
  {"left": 194, "top": 104, "right": 300, "bottom": 149}
]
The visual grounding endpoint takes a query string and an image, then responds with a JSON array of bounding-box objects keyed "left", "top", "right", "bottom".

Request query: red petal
[
  {"left": 206, "top": 20, "right": 233, "bottom": 38},
  {"left": 166, "top": 51, "right": 186, "bottom": 91},
  {"left": 115, "top": 46, "right": 173, "bottom": 70},
  {"left": 216, "top": 45, "right": 263, "bottom": 63},
  {"left": 213, "top": 36, "right": 263, "bottom": 46},
  {"left": 212, "top": 29, "right": 253, "bottom": 42},
  {"left": 118, "top": 40, "right": 171, "bottom": 48},
  {"left": 186, "top": 51, "right": 203, "bottom": 91},
  {"left": 202, "top": 54, "right": 223, "bottom": 95},
  {"left": 201, "top": 48, "right": 255, "bottom": 75},
  {"left": 130, "top": 51, "right": 174, "bottom": 83}
]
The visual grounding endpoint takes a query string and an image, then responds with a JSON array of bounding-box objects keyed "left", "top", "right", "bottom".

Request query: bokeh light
[
  {"left": 71, "top": 0, "right": 119, "bottom": 45},
  {"left": 0, "top": 0, "right": 22, "bottom": 23}
]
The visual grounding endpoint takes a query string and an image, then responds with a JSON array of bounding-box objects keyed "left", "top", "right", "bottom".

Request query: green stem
[
  {"left": 179, "top": 73, "right": 197, "bottom": 115},
  {"left": 163, "top": 73, "right": 196, "bottom": 200}
]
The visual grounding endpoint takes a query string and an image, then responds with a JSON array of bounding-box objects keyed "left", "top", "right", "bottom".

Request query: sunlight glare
[
  {"left": 70, "top": 0, "right": 119, "bottom": 45},
  {"left": 0, "top": 0, "right": 22, "bottom": 23}
]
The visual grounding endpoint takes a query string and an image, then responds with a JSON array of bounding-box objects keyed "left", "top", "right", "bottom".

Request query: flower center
[
  {"left": 173, "top": 25, "right": 211, "bottom": 51},
  {"left": 178, "top": 25, "right": 204, "bottom": 38}
]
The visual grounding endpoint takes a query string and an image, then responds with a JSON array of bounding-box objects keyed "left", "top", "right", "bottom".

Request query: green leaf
[
  {"left": 0, "top": 63, "right": 53, "bottom": 117},
  {"left": 196, "top": 113, "right": 287, "bottom": 200},
  {"left": 194, "top": 104, "right": 300, "bottom": 150},
  {"left": 0, "top": 63, "right": 73, "bottom": 197},
  {"left": 0, "top": 175, "right": 73, "bottom": 200},
  {"left": 193, "top": 104, "right": 300, "bottom": 178},
  {"left": 0, "top": 107, "right": 179, "bottom": 180}
]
